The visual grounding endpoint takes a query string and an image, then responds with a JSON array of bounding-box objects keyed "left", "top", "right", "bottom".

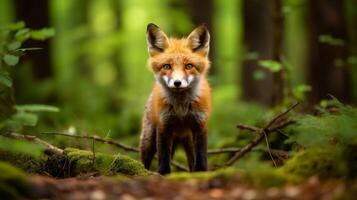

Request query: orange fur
[{"left": 140, "top": 23, "right": 211, "bottom": 174}]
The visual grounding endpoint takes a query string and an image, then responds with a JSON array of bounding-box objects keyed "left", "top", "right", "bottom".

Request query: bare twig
[
  {"left": 42, "top": 132, "right": 189, "bottom": 172},
  {"left": 208, "top": 147, "right": 243, "bottom": 154},
  {"left": 263, "top": 130, "right": 277, "bottom": 167},
  {"left": 265, "top": 102, "right": 299, "bottom": 129},
  {"left": 42, "top": 132, "right": 139, "bottom": 152},
  {"left": 92, "top": 138, "right": 96, "bottom": 166},
  {"left": 208, "top": 147, "right": 288, "bottom": 159},
  {"left": 225, "top": 103, "right": 298, "bottom": 166},
  {"left": 4, "top": 132, "right": 63, "bottom": 155},
  {"left": 236, "top": 124, "right": 259, "bottom": 132}
]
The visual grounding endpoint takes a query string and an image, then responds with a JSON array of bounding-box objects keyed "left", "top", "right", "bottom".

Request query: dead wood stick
[
  {"left": 42, "top": 132, "right": 139, "bottom": 152},
  {"left": 265, "top": 102, "right": 299, "bottom": 129},
  {"left": 42, "top": 132, "right": 189, "bottom": 172},
  {"left": 208, "top": 147, "right": 288, "bottom": 158},
  {"left": 236, "top": 124, "right": 259, "bottom": 132},
  {"left": 225, "top": 103, "right": 298, "bottom": 166},
  {"left": 4, "top": 132, "right": 63, "bottom": 155}
]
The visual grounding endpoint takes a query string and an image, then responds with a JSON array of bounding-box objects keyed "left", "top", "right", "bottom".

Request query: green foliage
[
  {"left": 292, "top": 84, "right": 311, "bottom": 100},
  {"left": 0, "top": 161, "right": 29, "bottom": 200},
  {"left": 15, "top": 105, "right": 60, "bottom": 113},
  {"left": 0, "top": 136, "right": 44, "bottom": 158},
  {"left": 2, "top": 54, "right": 19, "bottom": 66},
  {"left": 293, "top": 99, "right": 357, "bottom": 147},
  {"left": 258, "top": 60, "right": 282, "bottom": 72},
  {"left": 0, "top": 21, "right": 57, "bottom": 134},
  {"left": 253, "top": 70, "right": 266, "bottom": 81},
  {"left": 0, "top": 73, "right": 12, "bottom": 87},
  {"left": 30, "top": 28, "right": 55, "bottom": 40},
  {"left": 318, "top": 34, "right": 345, "bottom": 46},
  {"left": 282, "top": 148, "right": 347, "bottom": 179}
]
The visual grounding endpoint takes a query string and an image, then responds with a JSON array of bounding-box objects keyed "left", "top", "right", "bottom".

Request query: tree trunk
[
  {"left": 186, "top": 0, "right": 216, "bottom": 74},
  {"left": 242, "top": 0, "right": 273, "bottom": 106},
  {"left": 271, "top": 0, "right": 285, "bottom": 106},
  {"left": 15, "top": 0, "right": 51, "bottom": 79},
  {"left": 307, "top": 0, "right": 350, "bottom": 103}
]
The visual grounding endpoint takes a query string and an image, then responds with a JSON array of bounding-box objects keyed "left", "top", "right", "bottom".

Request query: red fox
[{"left": 139, "top": 23, "right": 211, "bottom": 175}]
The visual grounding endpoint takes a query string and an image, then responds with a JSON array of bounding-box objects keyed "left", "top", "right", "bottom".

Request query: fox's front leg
[
  {"left": 193, "top": 125, "right": 208, "bottom": 171},
  {"left": 157, "top": 126, "right": 173, "bottom": 175}
]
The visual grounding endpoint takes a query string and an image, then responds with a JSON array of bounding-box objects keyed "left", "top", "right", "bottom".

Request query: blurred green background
[{"left": 0, "top": 0, "right": 356, "bottom": 153}]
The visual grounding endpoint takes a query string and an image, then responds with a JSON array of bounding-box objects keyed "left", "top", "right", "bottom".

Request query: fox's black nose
[{"left": 174, "top": 80, "right": 181, "bottom": 87}]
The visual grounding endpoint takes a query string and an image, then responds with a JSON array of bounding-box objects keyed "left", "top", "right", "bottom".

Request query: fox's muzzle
[{"left": 160, "top": 73, "right": 195, "bottom": 90}]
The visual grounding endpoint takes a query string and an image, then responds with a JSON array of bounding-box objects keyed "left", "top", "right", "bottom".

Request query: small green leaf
[
  {"left": 0, "top": 136, "right": 44, "bottom": 157},
  {"left": 253, "top": 70, "right": 266, "bottom": 80},
  {"left": 293, "top": 84, "right": 312, "bottom": 100},
  {"left": 3, "top": 54, "right": 19, "bottom": 66},
  {"left": 12, "top": 112, "right": 38, "bottom": 126},
  {"left": 258, "top": 60, "right": 282, "bottom": 72},
  {"left": 0, "top": 74, "right": 12, "bottom": 87},
  {"left": 7, "top": 41, "right": 21, "bottom": 51},
  {"left": 347, "top": 56, "right": 357, "bottom": 65},
  {"left": 15, "top": 28, "right": 30, "bottom": 42},
  {"left": 9, "top": 21, "right": 25, "bottom": 30},
  {"left": 31, "top": 28, "right": 55, "bottom": 40},
  {"left": 244, "top": 52, "right": 259, "bottom": 60},
  {"left": 334, "top": 58, "right": 344, "bottom": 67},
  {"left": 16, "top": 104, "right": 60, "bottom": 113},
  {"left": 318, "top": 34, "right": 345, "bottom": 46}
]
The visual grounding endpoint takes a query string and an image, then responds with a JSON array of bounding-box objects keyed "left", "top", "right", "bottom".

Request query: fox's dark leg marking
[
  {"left": 140, "top": 125, "right": 156, "bottom": 170},
  {"left": 171, "top": 138, "right": 178, "bottom": 158},
  {"left": 157, "top": 126, "right": 174, "bottom": 175},
  {"left": 182, "top": 134, "right": 195, "bottom": 172},
  {"left": 193, "top": 126, "right": 208, "bottom": 171}
]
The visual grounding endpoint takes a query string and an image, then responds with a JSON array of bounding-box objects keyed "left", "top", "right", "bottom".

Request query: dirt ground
[{"left": 27, "top": 174, "right": 349, "bottom": 200}]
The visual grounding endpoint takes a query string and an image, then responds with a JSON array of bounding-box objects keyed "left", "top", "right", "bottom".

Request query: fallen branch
[
  {"left": 208, "top": 147, "right": 288, "bottom": 159},
  {"left": 42, "top": 132, "right": 139, "bottom": 152},
  {"left": 4, "top": 132, "right": 63, "bottom": 155},
  {"left": 225, "top": 102, "right": 299, "bottom": 166},
  {"left": 42, "top": 132, "right": 189, "bottom": 172}
]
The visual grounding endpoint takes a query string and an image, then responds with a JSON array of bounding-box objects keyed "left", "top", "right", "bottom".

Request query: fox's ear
[
  {"left": 187, "top": 24, "right": 210, "bottom": 56},
  {"left": 146, "top": 23, "right": 169, "bottom": 56}
]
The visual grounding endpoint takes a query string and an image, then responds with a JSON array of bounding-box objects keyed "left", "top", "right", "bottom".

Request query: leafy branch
[{"left": 225, "top": 102, "right": 299, "bottom": 166}]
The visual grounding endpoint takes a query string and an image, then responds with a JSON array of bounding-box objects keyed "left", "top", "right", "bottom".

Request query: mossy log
[{"left": 63, "top": 148, "right": 152, "bottom": 176}]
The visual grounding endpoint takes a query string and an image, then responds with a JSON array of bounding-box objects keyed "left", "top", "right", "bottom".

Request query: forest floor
[{"left": 28, "top": 173, "right": 348, "bottom": 200}]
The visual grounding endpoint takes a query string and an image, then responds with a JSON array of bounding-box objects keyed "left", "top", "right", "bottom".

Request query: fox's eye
[
  {"left": 185, "top": 64, "right": 193, "bottom": 70},
  {"left": 162, "top": 64, "right": 171, "bottom": 70}
]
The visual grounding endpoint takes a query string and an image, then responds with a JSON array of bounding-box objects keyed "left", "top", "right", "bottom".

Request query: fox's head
[{"left": 146, "top": 23, "right": 210, "bottom": 91}]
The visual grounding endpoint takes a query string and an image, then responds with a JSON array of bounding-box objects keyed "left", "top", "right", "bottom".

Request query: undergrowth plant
[{"left": 0, "top": 21, "right": 58, "bottom": 156}]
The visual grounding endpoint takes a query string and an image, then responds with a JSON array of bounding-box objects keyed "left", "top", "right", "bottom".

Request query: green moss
[
  {"left": 64, "top": 148, "right": 151, "bottom": 176},
  {"left": 282, "top": 147, "right": 347, "bottom": 179},
  {"left": 167, "top": 167, "right": 239, "bottom": 181},
  {"left": 168, "top": 166, "right": 300, "bottom": 188},
  {"left": 242, "top": 167, "right": 299, "bottom": 188},
  {"left": 0, "top": 161, "right": 29, "bottom": 200},
  {"left": 0, "top": 150, "right": 44, "bottom": 173}
]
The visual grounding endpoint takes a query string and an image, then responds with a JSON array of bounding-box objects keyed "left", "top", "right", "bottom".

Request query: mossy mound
[
  {"left": 64, "top": 148, "right": 151, "bottom": 176},
  {"left": 240, "top": 166, "right": 299, "bottom": 188},
  {"left": 167, "top": 167, "right": 239, "bottom": 182},
  {"left": 0, "top": 162, "right": 29, "bottom": 200},
  {"left": 282, "top": 147, "right": 347, "bottom": 179},
  {"left": 168, "top": 166, "right": 298, "bottom": 188},
  {"left": 0, "top": 150, "right": 45, "bottom": 173}
]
